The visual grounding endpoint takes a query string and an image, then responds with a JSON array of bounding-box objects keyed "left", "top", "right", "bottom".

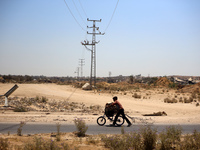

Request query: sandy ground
[{"left": 0, "top": 83, "right": 200, "bottom": 125}]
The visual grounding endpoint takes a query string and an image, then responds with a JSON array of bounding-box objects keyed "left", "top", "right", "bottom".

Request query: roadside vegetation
[{"left": 0, "top": 123, "right": 200, "bottom": 150}]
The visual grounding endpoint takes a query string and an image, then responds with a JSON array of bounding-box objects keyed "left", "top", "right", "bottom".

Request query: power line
[
  {"left": 78, "top": 0, "right": 87, "bottom": 18},
  {"left": 63, "top": 0, "right": 86, "bottom": 31},
  {"left": 71, "top": 0, "right": 87, "bottom": 25},
  {"left": 104, "top": 0, "right": 119, "bottom": 33}
]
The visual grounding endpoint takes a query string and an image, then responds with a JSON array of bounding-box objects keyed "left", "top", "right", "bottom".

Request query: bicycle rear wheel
[{"left": 97, "top": 116, "right": 106, "bottom": 126}]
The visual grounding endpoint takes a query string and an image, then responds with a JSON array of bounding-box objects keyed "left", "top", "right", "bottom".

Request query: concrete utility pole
[
  {"left": 79, "top": 59, "right": 85, "bottom": 78},
  {"left": 81, "top": 18, "right": 104, "bottom": 87}
]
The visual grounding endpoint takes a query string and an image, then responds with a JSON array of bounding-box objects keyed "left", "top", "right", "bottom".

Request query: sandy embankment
[{"left": 0, "top": 83, "right": 200, "bottom": 125}]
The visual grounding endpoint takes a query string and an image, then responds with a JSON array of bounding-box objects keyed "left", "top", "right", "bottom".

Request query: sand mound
[
  {"left": 179, "top": 82, "right": 200, "bottom": 93},
  {"left": 155, "top": 77, "right": 172, "bottom": 87}
]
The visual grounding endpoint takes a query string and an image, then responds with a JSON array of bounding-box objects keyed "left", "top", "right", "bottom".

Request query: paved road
[{"left": 0, "top": 123, "right": 200, "bottom": 135}]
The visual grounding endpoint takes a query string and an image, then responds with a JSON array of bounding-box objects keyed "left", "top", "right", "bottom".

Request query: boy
[{"left": 111, "top": 96, "right": 132, "bottom": 127}]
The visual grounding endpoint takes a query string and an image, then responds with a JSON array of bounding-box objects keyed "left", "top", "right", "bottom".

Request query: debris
[
  {"left": 143, "top": 111, "right": 167, "bottom": 116},
  {"left": 82, "top": 83, "right": 91, "bottom": 90}
]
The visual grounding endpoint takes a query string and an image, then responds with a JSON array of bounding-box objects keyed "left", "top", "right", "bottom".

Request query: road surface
[{"left": 0, "top": 123, "right": 200, "bottom": 135}]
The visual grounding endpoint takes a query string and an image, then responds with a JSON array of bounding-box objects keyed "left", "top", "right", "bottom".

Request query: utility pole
[
  {"left": 81, "top": 18, "right": 104, "bottom": 87},
  {"left": 74, "top": 67, "right": 80, "bottom": 80},
  {"left": 109, "top": 71, "right": 112, "bottom": 78},
  {"left": 79, "top": 59, "right": 85, "bottom": 78}
]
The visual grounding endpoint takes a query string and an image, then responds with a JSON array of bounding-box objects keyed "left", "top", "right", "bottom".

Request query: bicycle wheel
[
  {"left": 116, "top": 116, "right": 125, "bottom": 126},
  {"left": 97, "top": 116, "right": 106, "bottom": 126}
]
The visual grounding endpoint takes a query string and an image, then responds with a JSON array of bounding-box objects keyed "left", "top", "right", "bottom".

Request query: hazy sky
[{"left": 0, "top": 0, "right": 200, "bottom": 77}]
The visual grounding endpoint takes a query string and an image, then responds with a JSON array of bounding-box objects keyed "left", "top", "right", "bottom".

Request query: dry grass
[
  {"left": 1, "top": 126, "right": 200, "bottom": 150},
  {"left": 0, "top": 133, "right": 108, "bottom": 150}
]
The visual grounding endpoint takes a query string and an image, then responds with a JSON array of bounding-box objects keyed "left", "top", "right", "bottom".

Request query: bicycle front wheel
[
  {"left": 116, "top": 116, "right": 124, "bottom": 126},
  {"left": 97, "top": 116, "right": 106, "bottom": 126}
]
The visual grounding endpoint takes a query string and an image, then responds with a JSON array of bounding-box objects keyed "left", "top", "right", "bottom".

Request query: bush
[
  {"left": 164, "top": 98, "right": 178, "bottom": 103},
  {"left": 158, "top": 125, "right": 182, "bottom": 150},
  {"left": 179, "top": 97, "right": 183, "bottom": 103},
  {"left": 23, "top": 137, "right": 61, "bottom": 150},
  {"left": 140, "top": 125, "right": 157, "bottom": 150},
  {"left": 41, "top": 96, "right": 48, "bottom": 103},
  {"left": 164, "top": 98, "right": 171, "bottom": 103},
  {"left": 56, "top": 123, "right": 61, "bottom": 141},
  {"left": 17, "top": 121, "right": 26, "bottom": 136},
  {"left": 168, "top": 83, "right": 177, "bottom": 89},
  {"left": 121, "top": 126, "right": 125, "bottom": 134},
  {"left": 132, "top": 93, "right": 141, "bottom": 99},
  {"left": 181, "top": 130, "right": 200, "bottom": 149},
  {"left": 74, "top": 118, "right": 88, "bottom": 137},
  {"left": 0, "top": 138, "right": 9, "bottom": 150},
  {"left": 35, "top": 96, "right": 48, "bottom": 103},
  {"left": 86, "top": 136, "right": 98, "bottom": 145},
  {"left": 101, "top": 126, "right": 157, "bottom": 150},
  {"left": 101, "top": 132, "right": 142, "bottom": 150},
  {"left": 184, "top": 97, "right": 193, "bottom": 103},
  {"left": 14, "top": 106, "right": 27, "bottom": 112}
]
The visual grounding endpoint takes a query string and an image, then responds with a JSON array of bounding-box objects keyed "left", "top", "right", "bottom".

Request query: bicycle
[
  {"left": 97, "top": 113, "right": 125, "bottom": 126},
  {"left": 97, "top": 102, "right": 154, "bottom": 126},
  {"left": 97, "top": 102, "right": 127, "bottom": 126}
]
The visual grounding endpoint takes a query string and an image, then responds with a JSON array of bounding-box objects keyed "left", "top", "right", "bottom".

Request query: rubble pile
[{"left": 0, "top": 97, "right": 103, "bottom": 113}]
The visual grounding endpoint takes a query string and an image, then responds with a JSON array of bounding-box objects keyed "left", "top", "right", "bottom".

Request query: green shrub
[
  {"left": 74, "top": 118, "right": 88, "bottom": 137},
  {"left": 168, "top": 83, "right": 177, "bottom": 89}
]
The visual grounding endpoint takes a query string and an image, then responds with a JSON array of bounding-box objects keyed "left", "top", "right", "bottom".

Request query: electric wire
[
  {"left": 71, "top": 0, "right": 87, "bottom": 25},
  {"left": 78, "top": 0, "right": 88, "bottom": 18},
  {"left": 63, "top": 0, "right": 86, "bottom": 31},
  {"left": 104, "top": 0, "right": 119, "bottom": 33}
]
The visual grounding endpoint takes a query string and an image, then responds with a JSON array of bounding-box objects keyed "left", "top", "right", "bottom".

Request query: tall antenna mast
[{"left": 81, "top": 18, "right": 104, "bottom": 87}]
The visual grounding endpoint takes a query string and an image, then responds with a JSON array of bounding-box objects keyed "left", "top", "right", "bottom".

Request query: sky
[{"left": 0, "top": 0, "right": 200, "bottom": 77}]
